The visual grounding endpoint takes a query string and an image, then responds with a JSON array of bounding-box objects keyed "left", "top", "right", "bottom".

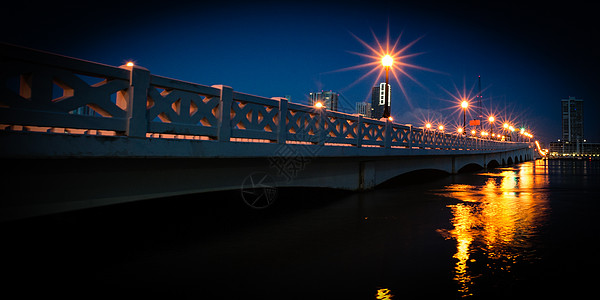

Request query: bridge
[{"left": 0, "top": 44, "right": 534, "bottom": 221}]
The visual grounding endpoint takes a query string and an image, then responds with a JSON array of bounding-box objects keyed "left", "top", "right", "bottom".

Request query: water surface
[{"left": 2, "top": 159, "right": 599, "bottom": 298}]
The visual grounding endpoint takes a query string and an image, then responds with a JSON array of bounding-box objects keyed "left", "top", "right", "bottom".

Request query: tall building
[
  {"left": 370, "top": 83, "right": 390, "bottom": 119},
  {"left": 356, "top": 102, "right": 371, "bottom": 117},
  {"left": 561, "top": 96, "right": 584, "bottom": 143},
  {"left": 309, "top": 91, "right": 338, "bottom": 111},
  {"left": 550, "top": 96, "right": 586, "bottom": 155}
]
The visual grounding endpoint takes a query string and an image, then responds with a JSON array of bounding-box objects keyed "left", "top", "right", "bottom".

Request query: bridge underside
[{"left": 0, "top": 132, "right": 533, "bottom": 221}]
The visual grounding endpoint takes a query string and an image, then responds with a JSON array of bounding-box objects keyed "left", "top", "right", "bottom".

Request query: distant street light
[
  {"left": 488, "top": 116, "right": 495, "bottom": 139},
  {"left": 461, "top": 100, "right": 468, "bottom": 134},
  {"left": 509, "top": 126, "right": 515, "bottom": 141},
  {"left": 382, "top": 54, "right": 393, "bottom": 118}
]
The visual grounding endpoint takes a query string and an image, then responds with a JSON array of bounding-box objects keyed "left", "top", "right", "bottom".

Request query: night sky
[{"left": 2, "top": 0, "right": 598, "bottom": 144}]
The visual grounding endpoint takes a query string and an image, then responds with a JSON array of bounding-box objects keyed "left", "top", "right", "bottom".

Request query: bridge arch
[
  {"left": 458, "top": 163, "right": 483, "bottom": 173},
  {"left": 378, "top": 169, "right": 450, "bottom": 188},
  {"left": 487, "top": 159, "right": 500, "bottom": 169}
]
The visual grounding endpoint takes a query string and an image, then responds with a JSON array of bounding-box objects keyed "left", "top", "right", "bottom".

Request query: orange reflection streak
[
  {"left": 436, "top": 162, "right": 550, "bottom": 297},
  {"left": 375, "top": 288, "right": 394, "bottom": 300}
]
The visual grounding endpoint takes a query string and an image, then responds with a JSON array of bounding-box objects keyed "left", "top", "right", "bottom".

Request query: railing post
[
  {"left": 384, "top": 119, "right": 391, "bottom": 148},
  {"left": 213, "top": 84, "right": 233, "bottom": 142},
  {"left": 357, "top": 115, "right": 363, "bottom": 148},
  {"left": 121, "top": 64, "right": 149, "bottom": 137},
  {"left": 407, "top": 125, "right": 412, "bottom": 149},
  {"left": 272, "top": 97, "right": 288, "bottom": 144},
  {"left": 318, "top": 108, "right": 326, "bottom": 145}
]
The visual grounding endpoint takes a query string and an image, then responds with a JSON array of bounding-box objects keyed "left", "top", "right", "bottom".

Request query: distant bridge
[{"left": 0, "top": 44, "right": 534, "bottom": 220}]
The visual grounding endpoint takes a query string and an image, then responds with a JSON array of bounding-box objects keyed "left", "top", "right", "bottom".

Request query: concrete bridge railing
[{"left": 1, "top": 43, "right": 521, "bottom": 152}]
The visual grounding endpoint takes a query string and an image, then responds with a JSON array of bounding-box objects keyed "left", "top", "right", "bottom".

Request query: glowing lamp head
[
  {"left": 425, "top": 123, "right": 431, "bottom": 129},
  {"left": 438, "top": 125, "right": 444, "bottom": 131},
  {"left": 315, "top": 101, "right": 323, "bottom": 108},
  {"left": 126, "top": 61, "right": 134, "bottom": 67},
  {"left": 461, "top": 100, "right": 468, "bottom": 109},
  {"left": 503, "top": 123, "right": 509, "bottom": 129},
  {"left": 457, "top": 127, "right": 463, "bottom": 134},
  {"left": 381, "top": 54, "right": 393, "bottom": 67},
  {"left": 471, "top": 130, "right": 476, "bottom": 135},
  {"left": 488, "top": 116, "right": 495, "bottom": 123},
  {"left": 388, "top": 116, "right": 394, "bottom": 121}
]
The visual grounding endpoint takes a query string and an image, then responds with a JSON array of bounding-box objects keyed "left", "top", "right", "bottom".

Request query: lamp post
[
  {"left": 488, "top": 116, "right": 495, "bottom": 140},
  {"left": 509, "top": 125, "right": 515, "bottom": 141},
  {"left": 461, "top": 100, "right": 468, "bottom": 135},
  {"left": 382, "top": 54, "right": 393, "bottom": 118}
]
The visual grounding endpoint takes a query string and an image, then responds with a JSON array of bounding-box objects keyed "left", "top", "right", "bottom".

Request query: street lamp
[
  {"left": 509, "top": 126, "right": 515, "bottom": 141},
  {"left": 461, "top": 100, "right": 468, "bottom": 134},
  {"left": 488, "top": 116, "right": 495, "bottom": 140},
  {"left": 382, "top": 54, "right": 393, "bottom": 118}
]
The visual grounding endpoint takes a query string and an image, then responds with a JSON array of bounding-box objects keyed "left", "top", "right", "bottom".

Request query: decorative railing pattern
[
  {"left": 0, "top": 44, "right": 524, "bottom": 151},
  {"left": 146, "top": 75, "right": 222, "bottom": 138}
]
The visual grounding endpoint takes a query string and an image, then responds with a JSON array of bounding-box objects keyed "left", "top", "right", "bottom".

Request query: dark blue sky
[{"left": 3, "top": 0, "right": 598, "bottom": 143}]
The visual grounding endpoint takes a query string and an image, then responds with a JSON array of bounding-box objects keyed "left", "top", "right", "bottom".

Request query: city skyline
[{"left": 2, "top": 0, "right": 597, "bottom": 143}]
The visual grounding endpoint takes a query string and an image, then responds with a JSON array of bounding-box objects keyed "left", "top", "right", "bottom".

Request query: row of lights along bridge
[{"left": 311, "top": 53, "right": 535, "bottom": 142}]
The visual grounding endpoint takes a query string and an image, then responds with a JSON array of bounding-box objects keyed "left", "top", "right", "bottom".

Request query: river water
[{"left": 2, "top": 159, "right": 600, "bottom": 298}]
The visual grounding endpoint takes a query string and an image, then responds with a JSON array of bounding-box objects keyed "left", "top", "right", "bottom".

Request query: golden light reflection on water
[
  {"left": 436, "top": 161, "right": 550, "bottom": 297},
  {"left": 375, "top": 288, "right": 393, "bottom": 300}
]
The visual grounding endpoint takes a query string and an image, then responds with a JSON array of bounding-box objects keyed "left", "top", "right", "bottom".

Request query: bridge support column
[
  {"left": 451, "top": 156, "right": 456, "bottom": 174},
  {"left": 359, "top": 161, "right": 376, "bottom": 190},
  {"left": 483, "top": 154, "right": 487, "bottom": 169}
]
